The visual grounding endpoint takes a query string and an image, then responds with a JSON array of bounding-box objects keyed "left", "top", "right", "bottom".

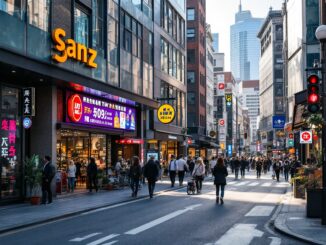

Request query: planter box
[
  {"left": 306, "top": 188, "right": 323, "bottom": 218},
  {"left": 293, "top": 179, "right": 305, "bottom": 199}
]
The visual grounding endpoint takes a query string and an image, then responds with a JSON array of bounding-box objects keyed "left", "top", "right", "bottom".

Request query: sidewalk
[
  {"left": 0, "top": 180, "right": 183, "bottom": 234},
  {"left": 274, "top": 187, "right": 326, "bottom": 245}
]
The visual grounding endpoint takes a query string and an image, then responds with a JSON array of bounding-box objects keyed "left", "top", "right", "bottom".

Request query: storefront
[{"left": 0, "top": 85, "right": 22, "bottom": 202}]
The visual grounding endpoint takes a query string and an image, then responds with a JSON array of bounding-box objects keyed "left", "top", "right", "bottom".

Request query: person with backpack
[
  {"left": 87, "top": 157, "right": 98, "bottom": 192},
  {"left": 168, "top": 155, "right": 178, "bottom": 187},
  {"left": 273, "top": 160, "right": 282, "bottom": 182},
  {"left": 213, "top": 158, "right": 228, "bottom": 204},
  {"left": 129, "top": 156, "right": 142, "bottom": 197},
  {"left": 41, "top": 156, "right": 55, "bottom": 204},
  {"left": 143, "top": 156, "right": 159, "bottom": 198}
]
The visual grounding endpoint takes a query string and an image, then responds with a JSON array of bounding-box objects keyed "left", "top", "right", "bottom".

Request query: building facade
[
  {"left": 258, "top": 9, "right": 284, "bottom": 156},
  {"left": 230, "top": 2, "right": 263, "bottom": 81},
  {"left": 0, "top": 0, "right": 187, "bottom": 203},
  {"left": 212, "top": 32, "right": 219, "bottom": 52}
]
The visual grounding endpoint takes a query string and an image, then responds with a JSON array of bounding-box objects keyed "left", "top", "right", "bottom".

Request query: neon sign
[{"left": 1, "top": 119, "right": 17, "bottom": 159}]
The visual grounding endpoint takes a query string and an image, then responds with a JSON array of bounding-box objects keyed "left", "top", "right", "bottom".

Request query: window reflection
[{"left": 74, "top": 7, "right": 89, "bottom": 47}]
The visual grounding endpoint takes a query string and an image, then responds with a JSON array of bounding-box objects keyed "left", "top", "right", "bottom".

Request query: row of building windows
[
  {"left": 161, "top": 0, "right": 185, "bottom": 47},
  {"left": 160, "top": 38, "right": 185, "bottom": 83},
  {"left": 131, "top": 0, "right": 153, "bottom": 19}
]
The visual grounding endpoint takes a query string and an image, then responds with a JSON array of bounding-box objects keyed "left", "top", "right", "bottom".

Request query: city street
[{"left": 0, "top": 172, "right": 305, "bottom": 245}]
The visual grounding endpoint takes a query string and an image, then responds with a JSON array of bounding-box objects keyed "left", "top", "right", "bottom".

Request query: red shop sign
[
  {"left": 115, "top": 139, "right": 144, "bottom": 144},
  {"left": 68, "top": 94, "right": 83, "bottom": 122}
]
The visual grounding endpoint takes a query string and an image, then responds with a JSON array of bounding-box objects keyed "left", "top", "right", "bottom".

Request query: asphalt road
[{"left": 0, "top": 171, "right": 307, "bottom": 245}]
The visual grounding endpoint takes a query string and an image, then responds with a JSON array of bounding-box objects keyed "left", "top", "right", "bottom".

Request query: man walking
[
  {"left": 177, "top": 155, "right": 188, "bottom": 186},
  {"left": 41, "top": 156, "right": 55, "bottom": 205},
  {"left": 144, "top": 156, "right": 159, "bottom": 198},
  {"left": 168, "top": 155, "right": 178, "bottom": 187},
  {"left": 233, "top": 157, "right": 241, "bottom": 180}
]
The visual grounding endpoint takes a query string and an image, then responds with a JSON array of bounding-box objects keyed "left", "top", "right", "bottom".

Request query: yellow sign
[
  {"left": 52, "top": 28, "right": 97, "bottom": 68},
  {"left": 157, "top": 104, "right": 175, "bottom": 124},
  {"left": 220, "top": 143, "right": 225, "bottom": 150}
]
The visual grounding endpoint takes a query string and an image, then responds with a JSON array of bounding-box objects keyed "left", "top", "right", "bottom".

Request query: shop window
[{"left": 0, "top": 86, "right": 21, "bottom": 200}]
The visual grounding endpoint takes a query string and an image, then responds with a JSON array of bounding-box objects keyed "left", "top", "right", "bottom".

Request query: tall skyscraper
[
  {"left": 230, "top": 1, "right": 263, "bottom": 80},
  {"left": 212, "top": 32, "right": 219, "bottom": 52}
]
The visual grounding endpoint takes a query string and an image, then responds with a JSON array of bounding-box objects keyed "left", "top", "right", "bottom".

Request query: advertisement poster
[{"left": 66, "top": 93, "right": 136, "bottom": 131}]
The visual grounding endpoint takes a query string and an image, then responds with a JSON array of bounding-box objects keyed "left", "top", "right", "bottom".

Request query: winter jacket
[
  {"left": 213, "top": 165, "right": 228, "bottom": 185},
  {"left": 144, "top": 160, "right": 159, "bottom": 181}
]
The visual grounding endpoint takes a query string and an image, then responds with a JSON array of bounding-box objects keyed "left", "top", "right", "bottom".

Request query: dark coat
[
  {"left": 233, "top": 160, "right": 241, "bottom": 169},
  {"left": 129, "top": 165, "right": 142, "bottom": 179},
  {"left": 144, "top": 160, "right": 159, "bottom": 181},
  {"left": 213, "top": 165, "right": 228, "bottom": 185},
  {"left": 87, "top": 162, "right": 98, "bottom": 178},
  {"left": 240, "top": 160, "right": 248, "bottom": 170},
  {"left": 42, "top": 162, "right": 55, "bottom": 182}
]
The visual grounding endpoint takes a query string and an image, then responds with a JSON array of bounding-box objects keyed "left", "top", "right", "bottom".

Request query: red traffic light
[
  {"left": 307, "top": 74, "right": 320, "bottom": 113},
  {"left": 307, "top": 93, "right": 319, "bottom": 104},
  {"left": 289, "top": 133, "right": 294, "bottom": 139},
  {"left": 307, "top": 74, "right": 319, "bottom": 84}
]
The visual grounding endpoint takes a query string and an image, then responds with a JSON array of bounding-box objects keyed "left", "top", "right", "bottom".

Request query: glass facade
[{"left": 0, "top": 86, "right": 22, "bottom": 200}]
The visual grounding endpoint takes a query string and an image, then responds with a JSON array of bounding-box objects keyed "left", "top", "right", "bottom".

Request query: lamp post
[{"left": 315, "top": 24, "right": 326, "bottom": 225}]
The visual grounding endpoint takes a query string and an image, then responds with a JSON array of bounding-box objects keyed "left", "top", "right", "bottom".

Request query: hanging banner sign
[
  {"left": 66, "top": 93, "right": 136, "bottom": 131},
  {"left": 23, "top": 88, "right": 35, "bottom": 116},
  {"left": 157, "top": 104, "right": 175, "bottom": 124}
]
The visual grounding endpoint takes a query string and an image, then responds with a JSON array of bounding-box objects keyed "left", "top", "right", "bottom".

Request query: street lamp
[{"left": 315, "top": 24, "right": 326, "bottom": 225}]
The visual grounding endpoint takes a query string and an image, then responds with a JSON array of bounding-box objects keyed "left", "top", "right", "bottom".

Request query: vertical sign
[
  {"left": 23, "top": 88, "right": 35, "bottom": 116},
  {"left": 1, "top": 119, "right": 17, "bottom": 160}
]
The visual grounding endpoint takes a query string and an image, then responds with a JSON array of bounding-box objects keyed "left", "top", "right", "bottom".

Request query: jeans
[
  {"left": 275, "top": 170, "right": 280, "bottom": 181},
  {"left": 284, "top": 171, "right": 289, "bottom": 181},
  {"left": 216, "top": 184, "right": 225, "bottom": 198},
  {"left": 195, "top": 176, "right": 203, "bottom": 193},
  {"left": 257, "top": 169, "right": 262, "bottom": 178},
  {"left": 178, "top": 171, "right": 185, "bottom": 186},
  {"left": 240, "top": 168, "right": 245, "bottom": 178},
  {"left": 147, "top": 179, "right": 156, "bottom": 197},
  {"left": 130, "top": 178, "right": 140, "bottom": 196},
  {"left": 235, "top": 168, "right": 239, "bottom": 179},
  {"left": 169, "top": 171, "right": 176, "bottom": 187},
  {"left": 88, "top": 176, "right": 98, "bottom": 192},
  {"left": 68, "top": 177, "right": 75, "bottom": 192}
]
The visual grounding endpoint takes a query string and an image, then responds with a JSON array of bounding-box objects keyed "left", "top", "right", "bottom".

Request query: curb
[
  {"left": 0, "top": 185, "right": 185, "bottom": 235},
  {"left": 273, "top": 188, "right": 326, "bottom": 245}
]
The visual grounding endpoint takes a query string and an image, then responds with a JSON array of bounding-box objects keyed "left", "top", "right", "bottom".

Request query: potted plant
[
  {"left": 305, "top": 171, "right": 323, "bottom": 218},
  {"left": 25, "top": 155, "right": 43, "bottom": 205},
  {"left": 292, "top": 176, "right": 306, "bottom": 199}
]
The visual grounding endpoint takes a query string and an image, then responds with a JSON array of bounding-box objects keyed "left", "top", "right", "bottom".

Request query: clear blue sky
[{"left": 207, "top": 0, "right": 284, "bottom": 70}]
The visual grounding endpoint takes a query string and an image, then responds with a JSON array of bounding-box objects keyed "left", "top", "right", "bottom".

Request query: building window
[
  {"left": 187, "top": 49, "right": 195, "bottom": 64},
  {"left": 27, "top": 0, "right": 50, "bottom": 31},
  {"left": 187, "top": 71, "right": 195, "bottom": 84},
  {"left": 187, "top": 92, "right": 195, "bottom": 105},
  {"left": 187, "top": 8, "right": 195, "bottom": 20},
  {"left": 0, "top": 0, "right": 23, "bottom": 19},
  {"left": 92, "top": 0, "right": 104, "bottom": 50},
  {"left": 132, "top": 0, "right": 142, "bottom": 10},
  {"left": 74, "top": 5, "right": 90, "bottom": 47},
  {"left": 200, "top": 93, "right": 205, "bottom": 106},
  {"left": 143, "top": 0, "right": 153, "bottom": 19},
  {"left": 187, "top": 28, "right": 195, "bottom": 39}
]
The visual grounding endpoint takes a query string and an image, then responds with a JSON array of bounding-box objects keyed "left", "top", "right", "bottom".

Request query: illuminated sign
[
  {"left": 66, "top": 93, "right": 136, "bottom": 131},
  {"left": 1, "top": 119, "right": 17, "bottom": 160},
  {"left": 52, "top": 28, "right": 97, "bottom": 68},
  {"left": 23, "top": 88, "right": 35, "bottom": 116},
  {"left": 157, "top": 104, "right": 175, "bottom": 124},
  {"left": 115, "top": 139, "right": 144, "bottom": 144},
  {"left": 300, "top": 131, "right": 312, "bottom": 144},
  {"left": 225, "top": 94, "right": 232, "bottom": 107}
]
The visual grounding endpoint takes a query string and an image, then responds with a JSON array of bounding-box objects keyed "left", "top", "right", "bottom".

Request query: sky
[{"left": 206, "top": 0, "right": 284, "bottom": 70}]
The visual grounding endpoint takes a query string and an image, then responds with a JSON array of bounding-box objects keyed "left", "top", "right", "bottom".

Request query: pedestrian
[
  {"left": 283, "top": 160, "right": 290, "bottom": 182},
  {"left": 87, "top": 157, "right": 98, "bottom": 192},
  {"left": 115, "top": 157, "right": 122, "bottom": 177},
  {"left": 263, "top": 158, "right": 268, "bottom": 174},
  {"left": 129, "top": 156, "right": 142, "bottom": 197},
  {"left": 192, "top": 157, "right": 205, "bottom": 194},
  {"left": 204, "top": 157, "right": 209, "bottom": 176},
  {"left": 273, "top": 160, "right": 281, "bottom": 182},
  {"left": 67, "top": 160, "right": 76, "bottom": 193},
  {"left": 177, "top": 155, "right": 188, "bottom": 186},
  {"left": 240, "top": 157, "right": 247, "bottom": 179},
  {"left": 41, "top": 156, "right": 55, "bottom": 205},
  {"left": 210, "top": 157, "right": 217, "bottom": 176},
  {"left": 143, "top": 156, "right": 159, "bottom": 198},
  {"left": 233, "top": 157, "right": 240, "bottom": 180},
  {"left": 256, "top": 158, "right": 263, "bottom": 179},
  {"left": 187, "top": 156, "right": 195, "bottom": 174},
  {"left": 168, "top": 155, "right": 178, "bottom": 187},
  {"left": 213, "top": 157, "right": 228, "bottom": 204}
]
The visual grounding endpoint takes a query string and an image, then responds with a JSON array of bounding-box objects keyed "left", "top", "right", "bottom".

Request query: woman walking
[
  {"left": 192, "top": 157, "right": 205, "bottom": 194},
  {"left": 129, "top": 156, "right": 142, "bottom": 197},
  {"left": 213, "top": 158, "right": 228, "bottom": 204},
  {"left": 67, "top": 160, "right": 76, "bottom": 193}
]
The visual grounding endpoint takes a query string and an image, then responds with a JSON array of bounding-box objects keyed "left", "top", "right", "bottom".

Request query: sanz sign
[
  {"left": 272, "top": 115, "right": 285, "bottom": 129},
  {"left": 52, "top": 28, "right": 97, "bottom": 68}
]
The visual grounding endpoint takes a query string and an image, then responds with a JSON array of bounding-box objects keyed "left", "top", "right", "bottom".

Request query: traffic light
[{"left": 307, "top": 74, "right": 320, "bottom": 113}]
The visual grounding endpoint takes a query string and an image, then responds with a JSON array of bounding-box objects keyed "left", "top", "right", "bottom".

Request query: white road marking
[
  {"left": 248, "top": 182, "right": 259, "bottom": 186},
  {"left": 125, "top": 204, "right": 202, "bottom": 235},
  {"left": 234, "top": 181, "right": 250, "bottom": 186},
  {"left": 70, "top": 233, "right": 102, "bottom": 242},
  {"left": 86, "top": 234, "right": 120, "bottom": 245},
  {"left": 214, "top": 224, "right": 263, "bottom": 245},
  {"left": 269, "top": 236, "right": 281, "bottom": 245},
  {"left": 245, "top": 206, "right": 275, "bottom": 217},
  {"left": 262, "top": 182, "right": 272, "bottom": 187},
  {"left": 101, "top": 241, "right": 119, "bottom": 245},
  {"left": 227, "top": 181, "right": 237, "bottom": 185}
]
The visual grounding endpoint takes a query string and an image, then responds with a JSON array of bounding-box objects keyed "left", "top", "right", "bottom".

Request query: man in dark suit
[
  {"left": 41, "top": 156, "right": 55, "bottom": 204},
  {"left": 144, "top": 156, "right": 159, "bottom": 198}
]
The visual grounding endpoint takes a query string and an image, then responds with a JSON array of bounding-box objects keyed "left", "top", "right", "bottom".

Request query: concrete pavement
[{"left": 274, "top": 186, "right": 326, "bottom": 245}]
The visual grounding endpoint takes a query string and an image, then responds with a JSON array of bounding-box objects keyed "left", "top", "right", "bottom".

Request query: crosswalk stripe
[
  {"left": 70, "top": 233, "right": 102, "bottom": 242},
  {"left": 101, "top": 241, "right": 118, "bottom": 245},
  {"left": 245, "top": 206, "right": 275, "bottom": 217},
  {"left": 86, "top": 234, "right": 120, "bottom": 245},
  {"left": 262, "top": 182, "right": 272, "bottom": 187},
  {"left": 248, "top": 182, "right": 259, "bottom": 186},
  {"left": 233, "top": 181, "right": 250, "bottom": 186}
]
